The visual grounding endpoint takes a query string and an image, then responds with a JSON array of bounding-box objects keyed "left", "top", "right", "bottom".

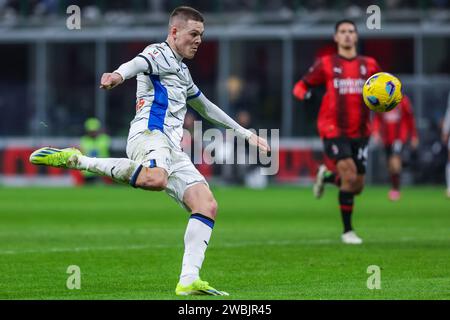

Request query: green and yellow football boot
[
  {"left": 175, "top": 279, "right": 229, "bottom": 296},
  {"left": 29, "top": 147, "right": 82, "bottom": 169}
]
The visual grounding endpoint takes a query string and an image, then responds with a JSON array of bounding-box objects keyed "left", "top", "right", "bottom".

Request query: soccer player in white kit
[{"left": 30, "top": 6, "right": 270, "bottom": 296}]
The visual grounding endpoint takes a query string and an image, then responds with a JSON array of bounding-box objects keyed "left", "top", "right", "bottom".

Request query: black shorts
[
  {"left": 384, "top": 140, "right": 403, "bottom": 158},
  {"left": 323, "top": 137, "right": 369, "bottom": 174}
]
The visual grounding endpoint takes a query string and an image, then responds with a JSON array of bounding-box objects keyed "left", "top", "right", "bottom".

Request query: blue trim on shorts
[
  {"left": 130, "top": 164, "right": 143, "bottom": 188},
  {"left": 190, "top": 213, "right": 215, "bottom": 229},
  {"left": 186, "top": 90, "right": 201, "bottom": 101}
]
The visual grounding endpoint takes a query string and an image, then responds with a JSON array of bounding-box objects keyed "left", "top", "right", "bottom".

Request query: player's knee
[
  {"left": 152, "top": 174, "right": 168, "bottom": 191},
  {"left": 190, "top": 200, "right": 217, "bottom": 220},
  {"left": 198, "top": 198, "right": 218, "bottom": 220},
  {"left": 200, "top": 198, "right": 218, "bottom": 220},
  {"left": 137, "top": 168, "right": 167, "bottom": 191},
  {"left": 209, "top": 198, "right": 218, "bottom": 218},
  {"left": 343, "top": 172, "right": 358, "bottom": 186}
]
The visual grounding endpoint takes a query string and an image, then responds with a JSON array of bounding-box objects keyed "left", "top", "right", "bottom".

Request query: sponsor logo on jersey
[
  {"left": 332, "top": 144, "right": 339, "bottom": 155},
  {"left": 136, "top": 99, "right": 146, "bottom": 112},
  {"left": 333, "top": 67, "right": 342, "bottom": 74},
  {"left": 360, "top": 65, "right": 367, "bottom": 76},
  {"left": 333, "top": 78, "right": 365, "bottom": 94}
]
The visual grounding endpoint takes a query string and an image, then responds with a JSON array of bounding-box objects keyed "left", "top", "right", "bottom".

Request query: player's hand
[
  {"left": 248, "top": 134, "right": 270, "bottom": 154},
  {"left": 411, "top": 137, "right": 419, "bottom": 150},
  {"left": 100, "top": 72, "right": 123, "bottom": 90},
  {"left": 293, "top": 81, "right": 311, "bottom": 101}
]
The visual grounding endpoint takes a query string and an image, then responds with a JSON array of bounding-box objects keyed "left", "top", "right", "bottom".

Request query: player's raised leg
[
  {"left": 29, "top": 146, "right": 167, "bottom": 190},
  {"left": 29, "top": 147, "right": 82, "bottom": 168},
  {"left": 175, "top": 183, "right": 228, "bottom": 296},
  {"left": 313, "top": 164, "right": 341, "bottom": 198}
]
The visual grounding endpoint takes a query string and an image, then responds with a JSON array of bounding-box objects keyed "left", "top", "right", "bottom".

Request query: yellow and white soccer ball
[{"left": 362, "top": 72, "right": 403, "bottom": 112}]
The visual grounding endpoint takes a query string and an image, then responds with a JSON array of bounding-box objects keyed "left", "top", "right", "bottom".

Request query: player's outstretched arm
[
  {"left": 188, "top": 93, "right": 270, "bottom": 153},
  {"left": 293, "top": 58, "right": 325, "bottom": 100},
  {"left": 100, "top": 72, "right": 124, "bottom": 90},
  {"left": 100, "top": 56, "right": 150, "bottom": 90}
]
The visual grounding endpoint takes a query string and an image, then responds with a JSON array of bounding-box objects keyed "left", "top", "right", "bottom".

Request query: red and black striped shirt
[
  {"left": 295, "top": 54, "right": 381, "bottom": 139},
  {"left": 372, "top": 95, "right": 418, "bottom": 146}
]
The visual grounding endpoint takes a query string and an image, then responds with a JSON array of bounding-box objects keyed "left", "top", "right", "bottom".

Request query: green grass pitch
[{"left": 0, "top": 185, "right": 449, "bottom": 299}]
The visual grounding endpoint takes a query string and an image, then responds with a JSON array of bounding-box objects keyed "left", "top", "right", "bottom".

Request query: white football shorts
[{"left": 126, "top": 129, "right": 208, "bottom": 210}]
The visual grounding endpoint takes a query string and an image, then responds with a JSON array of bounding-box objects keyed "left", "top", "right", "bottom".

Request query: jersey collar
[{"left": 164, "top": 41, "right": 183, "bottom": 63}]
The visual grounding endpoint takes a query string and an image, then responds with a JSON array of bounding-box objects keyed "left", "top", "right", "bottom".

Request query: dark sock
[
  {"left": 339, "top": 191, "right": 354, "bottom": 233},
  {"left": 391, "top": 173, "right": 400, "bottom": 191},
  {"left": 323, "top": 171, "right": 336, "bottom": 183},
  {"left": 324, "top": 171, "right": 341, "bottom": 186}
]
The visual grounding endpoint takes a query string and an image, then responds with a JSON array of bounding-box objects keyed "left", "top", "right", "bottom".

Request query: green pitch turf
[{"left": 0, "top": 185, "right": 449, "bottom": 300}]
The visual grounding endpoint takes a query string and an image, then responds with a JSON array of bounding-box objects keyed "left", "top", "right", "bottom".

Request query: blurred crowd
[{"left": 0, "top": 0, "right": 449, "bottom": 20}]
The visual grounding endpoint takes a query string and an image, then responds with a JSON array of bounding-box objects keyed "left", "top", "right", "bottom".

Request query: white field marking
[
  {"left": 1, "top": 237, "right": 444, "bottom": 255},
  {"left": 0, "top": 226, "right": 443, "bottom": 237},
  {"left": 0, "top": 239, "right": 336, "bottom": 255},
  {"left": 0, "top": 244, "right": 165, "bottom": 255},
  {"left": 0, "top": 229, "right": 172, "bottom": 237}
]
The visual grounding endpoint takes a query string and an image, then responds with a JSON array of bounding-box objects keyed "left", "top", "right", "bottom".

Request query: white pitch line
[
  {"left": 0, "top": 239, "right": 336, "bottom": 255},
  {"left": 0, "top": 237, "right": 447, "bottom": 255}
]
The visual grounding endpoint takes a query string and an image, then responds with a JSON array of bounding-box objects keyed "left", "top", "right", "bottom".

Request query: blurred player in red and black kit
[
  {"left": 372, "top": 95, "right": 419, "bottom": 201},
  {"left": 293, "top": 20, "right": 381, "bottom": 244}
]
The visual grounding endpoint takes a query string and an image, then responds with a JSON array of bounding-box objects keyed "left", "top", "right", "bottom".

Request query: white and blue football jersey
[{"left": 114, "top": 41, "right": 251, "bottom": 150}]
